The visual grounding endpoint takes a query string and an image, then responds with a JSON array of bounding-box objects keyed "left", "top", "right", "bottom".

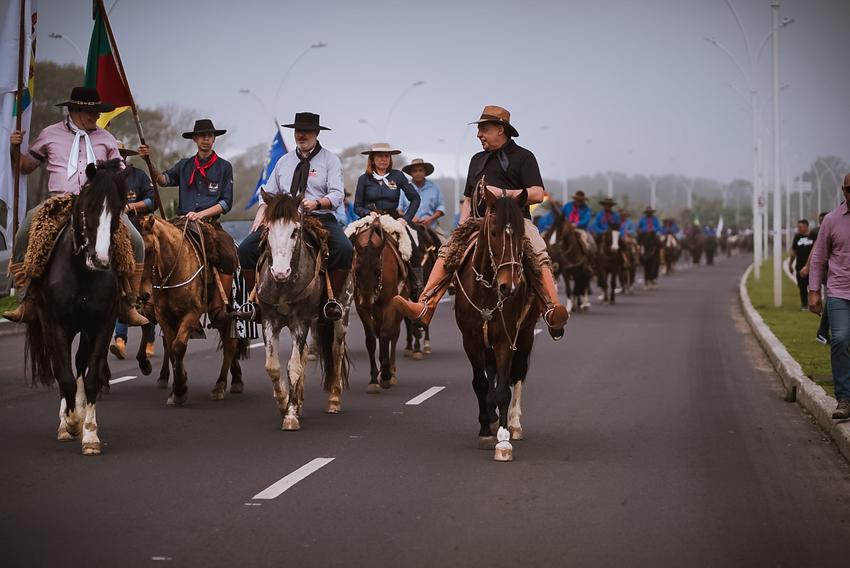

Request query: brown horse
[
  {"left": 351, "top": 216, "right": 408, "bottom": 392},
  {"left": 546, "top": 210, "right": 596, "bottom": 311},
  {"left": 455, "top": 189, "right": 540, "bottom": 462},
  {"left": 404, "top": 225, "right": 440, "bottom": 359},
  {"left": 620, "top": 233, "right": 639, "bottom": 295},
  {"left": 595, "top": 226, "right": 623, "bottom": 304},
  {"left": 661, "top": 233, "right": 681, "bottom": 274},
  {"left": 139, "top": 216, "right": 247, "bottom": 405}
]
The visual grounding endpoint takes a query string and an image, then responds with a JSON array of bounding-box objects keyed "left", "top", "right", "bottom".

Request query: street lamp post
[
  {"left": 48, "top": 33, "right": 85, "bottom": 68},
  {"left": 383, "top": 80, "right": 425, "bottom": 140},
  {"left": 607, "top": 171, "right": 613, "bottom": 199},
  {"left": 238, "top": 88, "right": 275, "bottom": 126},
  {"left": 271, "top": 42, "right": 328, "bottom": 112},
  {"left": 649, "top": 175, "right": 657, "bottom": 209},
  {"left": 771, "top": 1, "right": 782, "bottom": 307}
]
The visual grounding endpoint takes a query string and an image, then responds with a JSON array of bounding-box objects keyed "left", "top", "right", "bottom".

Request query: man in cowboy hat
[
  {"left": 392, "top": 105, "right": 570, "bottom": 340},
  {"left": 235, "top": 112, "right": 351, "bottom": 321},
  {"left": 5, "top": 86, "right": 148, "bottom": 326},
  {"left": 638, "top": 206, "right": 661, "bottom": 234},
  {"left": 561, "top": 190, "right": 592, "bottom": 231},
  {"left": 399, "top": 158, "right": 446, "bottom": 237},
  {"left": 139, "top": 118, "right": 238, "bottom": 327},
  {"left": 661, "top": 217, "right": 680, "bottom": 236},
  {"left": 589, "top": 197, "right": 620, "bottom": 236},
  {"left": 619, "top": 209, "right": 636, "bottom": 237}
]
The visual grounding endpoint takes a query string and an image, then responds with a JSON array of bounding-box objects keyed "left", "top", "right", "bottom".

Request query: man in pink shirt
[
  {"left": 5, "top": 87, "right": 147, "bottom": 326},
  {"left": 808, "top": 172, "right": 850, "bottom": 419}
]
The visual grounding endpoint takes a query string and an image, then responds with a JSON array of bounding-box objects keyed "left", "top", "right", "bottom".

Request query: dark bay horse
[
  {"left": 661, "top": 233, "right": 681, "bottom": 275},
  {"left": 687, "top": 230, "right": 705, "bottom": 265},
  {"left": 256, "top": 191, "right": 351, "bottom": 430},
  {"left": 637, "top": 231, "right": 662, "bottom": 288},
  {"left": 351, "top": 215, "right": 408, "bottom": 392},
  {"left": 455, "top": 189, "right": 539, "bottom": 462},
  {"left": 26, "top": 161, "right": 127, "bottom": 455},
  {"left": 404, "top": 225, "right": 440, "bottom": 359},
  {"left": 705, "top": 232, "right": 718, "bottom": 265},
  {"left": 595, "top": 226, "right": 623, "bottom": 304},
  {"left": 619, "top": 233, "right": 639, "bottom": 295},
  {"left": 546, "top": 211, "right": 595, "bottom": 311},
  {"left": 140, "top": 216, "right": 247, "bottom": 406}
]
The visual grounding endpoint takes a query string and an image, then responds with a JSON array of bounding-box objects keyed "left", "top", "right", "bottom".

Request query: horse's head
[
  {"left": 483, "top": 188, "right": 527, "bottom": 297},
  {"left": 73, "top": 160, "right": 128, "bottom": 271},
  {"left": 604, "top": 224, "right": 621, "bottom": 253},
  {"left": 262, "top": 189, "right": 302, "bottom": 282}
]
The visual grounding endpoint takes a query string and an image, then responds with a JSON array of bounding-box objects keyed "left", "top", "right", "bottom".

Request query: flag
[
  {"left": 0, "top": 0, "right": 36, "bottom": 249},
  {"left": 246, "top": 123, "right": 288, "bottom": 209},
  {"left": 84, "top": 2, "right": 130, "bottom": 128},
  {"left": 716, "top": 216, "right": 724, "bottom": 238}
]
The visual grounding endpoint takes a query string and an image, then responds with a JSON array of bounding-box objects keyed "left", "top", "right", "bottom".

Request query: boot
[
  {"left": 233, "top": 269, "right": 260, "bottom": 321},
  {"left": 2, "top": 262, "right": 37, "bottom": 323},
  {"left": 209, "top": 273, "right": 235, "bottom": 328},
  {"left": 540, "top": 265, "right": 569, "bottom": 341},
  {"left": 323, "top": 269, "right": 350, "bottom": 321},
  {"left": 392, "top": 257, "right": 450, "bottom": 326},
  {"left": 119, "top": 263, "right": 150, "bottom": 327},
  {"left": 109, "top": 337, "right": 126, "bottom": 360},
  {"left": 833, "top": 400, "right": 850, "bottom": 420}
]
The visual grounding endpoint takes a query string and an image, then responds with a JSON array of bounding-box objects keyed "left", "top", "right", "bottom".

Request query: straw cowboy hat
[
  {"left": 56, "top": 86, "right": 115, "bottom": 113},
  {"left": 468, "top": 105, "right": 519, "bottom": 138},
  {"left": 402, "top": 158, "right": 434, "bottom": 176},
  {"left": 116, "top": 141, "right": 138, "bottom": 158},
  {"left": 361, "top": 142, "right": 401, "bottom": 155},
  {"left": 282, "top": 112, "right": 331, "bottom": 131},
  {"left": 182, "top": 119, "right": 226, "bottom": 139}
]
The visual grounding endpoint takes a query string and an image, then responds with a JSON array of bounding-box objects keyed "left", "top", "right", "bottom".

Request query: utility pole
[{"left": 771, "top": 2, "right": 782, "bottom": 307}]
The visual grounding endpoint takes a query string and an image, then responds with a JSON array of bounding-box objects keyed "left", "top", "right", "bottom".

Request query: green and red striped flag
[{"left": 84, "top": 3, "right": 130, "bottom": 128}]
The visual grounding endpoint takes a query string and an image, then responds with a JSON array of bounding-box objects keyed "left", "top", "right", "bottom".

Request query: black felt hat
[
  {"left": 56, "top": 86, "right": 115, "bottom": 113},
  {"left": 282, "top": 112, "right": 331, "bottom": 131},
  {"left": 182, "top": 119, "right": 226, "bottom": 139}
]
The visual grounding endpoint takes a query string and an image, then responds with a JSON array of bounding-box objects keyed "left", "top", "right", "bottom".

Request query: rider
[
  {"left": 354, "top": 143, "right": 423, "bottom": 298},
  {"left": 398, "top": 158, "right": 446, "bottom": 239},
  {"left": 589, "top": 197, "right": 621, "bottom": 237},
  {"left": 619, "top": 209, "right": 636, "bottom": 237},
  {"left": 392, "top": 105, "right": 569, "bottom": 340},
  {"left": 236, "top": 112, "right": 352, "bottom": 321},
  {"left": 4, "top": 86, "right": 147, "bottom": 326},
  {"left": 661, "top": 218, "right": 680, "bottom": 236},
  {"left": 637, "top": 206, "right": 661, "bottom": 234},
  {"left": 110, "top": 142, "right": 157, "bottom": 359},
  {"left": 561, "top": 190, "right": 592, "bottom": 230},
  {"left": 138, "top": 118, "right": 238, "bottom": 327}
]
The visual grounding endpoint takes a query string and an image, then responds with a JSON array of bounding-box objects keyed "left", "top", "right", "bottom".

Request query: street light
[
  {"left": 238, "top": 88, "right": 278, "bottom": 131},
  {"left": 382, "top": 80, "right": 425, "bottom": 139},
  {"left": 271, "top": 42, "right": 328, "bottom": 112},
  {"left": 48, "top": 33, "right": 85, "bottom": 68}
]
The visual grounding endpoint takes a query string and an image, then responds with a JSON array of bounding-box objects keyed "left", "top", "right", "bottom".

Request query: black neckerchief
[
  {"left": 289, "top": 142, "right": 322, "bottom": 196},
  {"left": 471, "top": 139, "right": 514, "bottom": 180}
]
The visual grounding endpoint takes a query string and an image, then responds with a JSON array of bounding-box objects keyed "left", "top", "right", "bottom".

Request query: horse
[
  {"left": 595, "top": 226, "right": 623, "bottom": 304},
  {"left": 350, "top": 215, "right": 408, "bottom": 393},
  {"left": 619, "top": 233, "right": 639, "bottom": 295},
  {"left": 688, "top": 230, "right": 705, "bottom": 265},
  {"left": 546, "top": 210, "right": 596, "bottom": 311},
  {"left": 454, "top": 188, "right": 539, "bottom": 462},
  {"left": 661, "top": 233, "right": 681, "bottom": 275},
  {"left": 26, "top": 160, "right": 128, "bottom": 455},
  {"left": 404, "top": 225, "right": 440, "bottom": 359},
  {"left": 705, "top": 233, "right": 718, "bottom": 266},
  {"left": 255, "top": 190, "right": 351, "bottom": 430},
  {"left": 139, "top": 215, "right": 247, "bottom": 406},
  {"left": 637, "top": 231, "right": 662, "bottom": 289}
]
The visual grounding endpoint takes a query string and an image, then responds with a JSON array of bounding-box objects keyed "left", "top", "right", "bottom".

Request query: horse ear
[
  {"left": 261, "top": 188, "right": 272, "bottom": 205},
  {"left": 517, "top": 188, "right": 528, "bottom": 207},
  {"left": 85, "top": 163, "right": 97, "bottom": 181}
]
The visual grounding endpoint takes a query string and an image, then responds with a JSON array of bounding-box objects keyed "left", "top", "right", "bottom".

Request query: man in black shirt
[
  {"left": 790, "top": 219, "right": 815, "bottom": 310},
  {"left": 393, "top": 105, "right": 569, "bottom": 339}
]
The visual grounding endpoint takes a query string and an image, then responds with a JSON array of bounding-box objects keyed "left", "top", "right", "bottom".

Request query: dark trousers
[
  {"left": 796, "top": 274, "right": 809, "bottom": 308},
  {"left": 237, "top": 214, "right": 353, "bottom": 271}
]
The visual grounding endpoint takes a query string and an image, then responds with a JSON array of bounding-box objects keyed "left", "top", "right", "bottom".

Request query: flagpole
[
  {"left": 94, "top": 0, "right": 166, "bottom": 218},
  {"left": 11, "top": 0, "right": 26, "bottom": 256}
]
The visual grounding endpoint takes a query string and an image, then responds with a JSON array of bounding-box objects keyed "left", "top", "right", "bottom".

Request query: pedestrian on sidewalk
[
  {"left": 803, "top": 211, "right": 831, "bottom": 343},
  {"left": 790, "top": 219, "right": 814, "bottom": 311},
  {"left": 808, "top": 173, "right": 850, "bottom": 420}
]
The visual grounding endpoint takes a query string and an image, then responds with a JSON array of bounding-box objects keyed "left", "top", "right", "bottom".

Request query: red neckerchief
[
  {"left": 189, "top": 152, "right": 218, "bottom": 185},
  {"left": 569, "top": 204, "right": 580, "bottom": 224}
]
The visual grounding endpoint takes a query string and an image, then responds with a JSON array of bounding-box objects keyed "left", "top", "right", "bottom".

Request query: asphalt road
[{"left": 1, "top": 255, "right": 849, "bottom": 567}]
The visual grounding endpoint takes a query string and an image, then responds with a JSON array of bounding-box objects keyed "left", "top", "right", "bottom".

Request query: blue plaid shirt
[{"left": 398, "top": 179, "right": 446, "bottom": 229}]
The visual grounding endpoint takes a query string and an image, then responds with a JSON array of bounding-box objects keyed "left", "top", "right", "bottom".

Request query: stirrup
[
  {"left": 323, "top": 298, "right": 344, "bottom": 320},
  {"left": 234, "top": 301, "right": 260, "bottom": 322}
]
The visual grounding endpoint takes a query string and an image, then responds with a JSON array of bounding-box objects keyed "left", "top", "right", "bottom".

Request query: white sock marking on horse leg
[
  {"left": 57, "top": 397, "right": 72, "bottom": 440},
  {"left": 81, "top": 402, "right": 100, "bottom": 453},
  {"left": 264, "top": 325, "right": 287, "bottom": 414},
  {"left": 95, "top": 197, "right": 112, "bottom": 266},
  {"left": 611, "top": 230, "right": 621, "bottom": 252},
  {"left": 509, "top": 382, "right": 523, "bottom": 430}
]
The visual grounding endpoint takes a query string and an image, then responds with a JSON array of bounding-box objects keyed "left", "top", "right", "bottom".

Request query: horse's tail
[
  {"left": 25, "top": 320, "right": 54, "bottom": 387},
  {"left": 236, "top": 337, "right": 250, "bottom": 361},
  {"left": 316, "top": 318, "right": 350, "bottom": 392}
]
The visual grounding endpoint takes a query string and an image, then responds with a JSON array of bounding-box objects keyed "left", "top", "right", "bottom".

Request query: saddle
[
  {"left": 344, "top": 214, "right": 412, "bottom": 262},
  {"left": 23, "top": 193, "right": 135, "bottom": 280},
  {"left": 170, "top": 216, "right": 223, "bottom": 272}
]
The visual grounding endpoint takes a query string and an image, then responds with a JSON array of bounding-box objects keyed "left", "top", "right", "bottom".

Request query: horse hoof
[
  {"left": 367, "top": 383, "right": 381, "bottom": 394},
  {"left": 156, "top": 379, "right": 169, "bottom": 389},
  {"left": 478, "top": 436, "right": 496, "bottom": 450},
  {"left": 510, "top": 427, "right": 524, "bottom": 441},
  {"left": 391, "top": 375, "right": 398, "bottom": 385},
  {"left": 306, "top": 352, "right": 318, "bottom": 362},
  {"left": 209, "top": 385, "right": 226, "bottom": 401},
  {"left": 82, "top": 441, "right": 101, "bottom": 456},
  {"left": 282, "top": 416, "right": 300, "bottom": 431},
  {"left": 326, "top": 401, "right": 341, "bottom": 414},
  {"left": 139, "top": 359, "right": 153, "bottom": 376},
  {"left": 494, "top": 444, "right": 513, "bottom": 462},
  {"left": 403, "top": 348, "right": 412, "bottom": 358},
  {"left": 166, "top": 393, "right": 187, "bottom": 406},
  {"left": 57, "top": 430, "right": 74, "bottom": 442},
  {"left": 380, "top": 380, "right": 393, "bottom": 389},
  {"left": 230, "top": 382, "right": 244, "bottom": 394},
  {"left": 423, "top": 342, "right": 432, "bottom": 355},
  {"left": 412, "top": 351, "right": 424, "bottom": 361}
]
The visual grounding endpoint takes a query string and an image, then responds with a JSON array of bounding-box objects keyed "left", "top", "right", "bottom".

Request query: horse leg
[
  {"left": 156, "top": 323, "right": 172, "bottom": 389},
  {"left": 390, "top": 329, "right": 400, "bottom": 383},
  {"left": 490, "top": 347, "right": 514, "bottom": 462},
  {"left": 610, "top": 272, "right": 617, "bottom": 305},
  {"left": 422, "top": 324, "right": 432, "bottom": 355},
  {"left": 263, "top": 322, "right": 289, "bottom": 427},
  {"left": 136, "top": 322, "right": 154, "bottom": 376},
  {"left": 326, "top": 319, "right": 347, "bottom": 414},
  {"left": 508, "top": 381, "right": 524, "bottom": 441},
  {"left": 210, "top": 335, "right": 237, "bottom": 401},
  {"left": 379, "top": 337, "right": 393, "bottom": 389},
  {"left": 283, "top": 323, "right": 309, "bottom": 431},
  {"left": 464, "top": 336, "right": 493, "bottom": 449},
  {"left": 80, "top": 325, "right": 110, "bottom": 455},
  {"left": 411, "top": 321, "right": 424, "bottom": 361},
  {"left": 365, "top": 326, "right": 380, "bottom": 394},
  {"left": 166, "top": 319, "right": 193, "bottom": 406},
  {"left": 404, "top": 319, "right": 413, "bottom": 358},
  {"left": 48, "top": 326, "right": 82, "bottom": 441}
]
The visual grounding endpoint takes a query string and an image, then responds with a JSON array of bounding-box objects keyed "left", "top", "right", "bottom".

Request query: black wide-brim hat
[
  {"left": 182, "top": 119, "right": 226, "bottom": 139},
  {"left": 56, "top": 86, "right": 115, "bottom": 113},
  {"left": 599, "top": 197, "right": 617, "bottom": 206},
  {"left": 282, "top": 112, "right": 330, "bottom": 131}
]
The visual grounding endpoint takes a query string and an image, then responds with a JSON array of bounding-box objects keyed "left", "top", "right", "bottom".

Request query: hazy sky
[{"left": 19, "top": 0, "right": 850, "bottom": 184}]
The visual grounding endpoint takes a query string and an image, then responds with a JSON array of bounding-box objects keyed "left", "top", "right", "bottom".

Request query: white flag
[
  {"left": 716, "top": 215, "right": 724, "bottom": 238},
  {"left": 0, "top": 0, "right": 36, "bottom": 251}
]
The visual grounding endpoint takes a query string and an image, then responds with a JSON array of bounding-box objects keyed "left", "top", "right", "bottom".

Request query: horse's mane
[
  {"left": 263, "top": 192, "right": 300, "bottom": 224},
  {"left": 79, "top": 159, "right": 128, "bottom": 217},
  {"left": 491, "top": 196, "right": 525, "bottom": 238}
]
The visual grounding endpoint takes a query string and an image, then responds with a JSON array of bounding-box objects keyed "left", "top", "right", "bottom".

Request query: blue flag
[{"left": 246, "top": 124, "right": 287, "bottom": 209}]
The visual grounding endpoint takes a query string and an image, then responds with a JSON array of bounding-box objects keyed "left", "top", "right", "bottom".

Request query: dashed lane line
[
  {"left": 405, "top": 386, "right": 446, "bottom": 406},
  {"left": 534, "top": 328, "right": 542, "bottom": 336},
  {"left": 252, "top": 457, "right": 335, "bottom": 500},
  {"left": 109, "top": 375, "right": 136, "bottom": 385},
  {"left": 250, "top": 342, "right": 264, "bottom": 349}
]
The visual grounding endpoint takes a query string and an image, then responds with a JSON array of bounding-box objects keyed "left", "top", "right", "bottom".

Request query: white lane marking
[
  {"left": 250, "top": 342, "right": 264, "bottom": 349},
  {"left": 534, "top": 328, "right": 542, "bottom": 336},
  {"left": 405, "top": 386, "right": 445, "bottom": 406},
  {"left": 252, "top": 457, "right": 335, "bottom": 500},
  {"left": 243, "top": 502, "right": 262, "bottom": 507},
  {"left": 151, "top": 557, "right": 172, "bottom": 562},
  {"left": 109, "top": 375, "right": 136, "bottom": 385}
]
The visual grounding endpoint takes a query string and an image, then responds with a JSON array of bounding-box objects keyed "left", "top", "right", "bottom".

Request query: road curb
[
  {"left": 0, "top": 320, "right": 25, "bottom": 337},
  {"left": 739, "top": 263, "right": 850, "bottom": 463}
]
